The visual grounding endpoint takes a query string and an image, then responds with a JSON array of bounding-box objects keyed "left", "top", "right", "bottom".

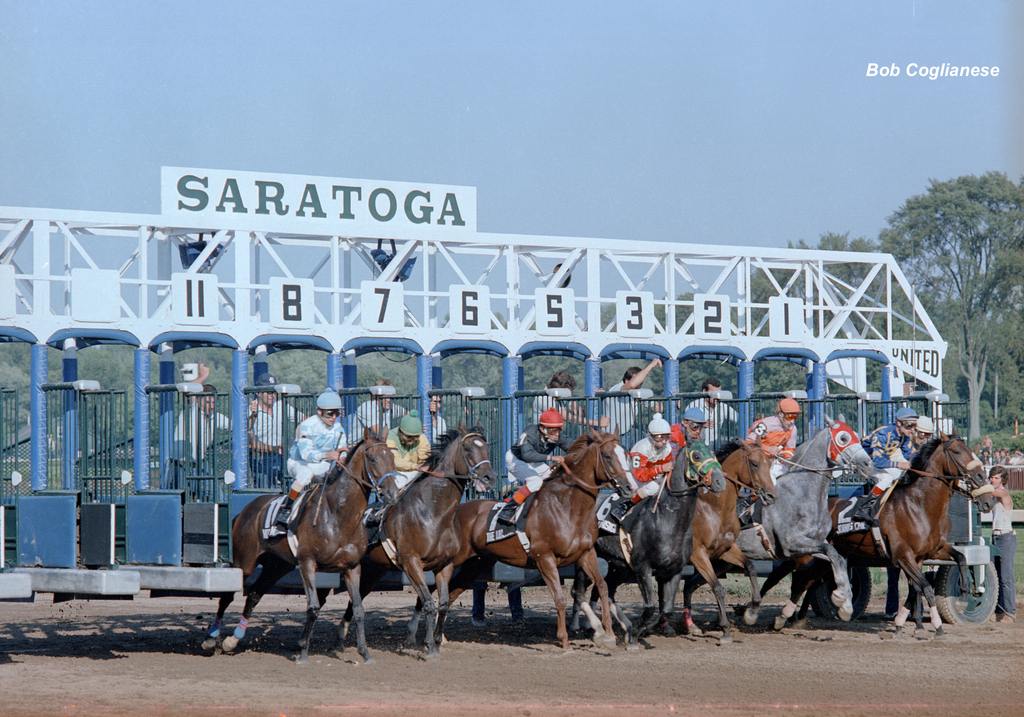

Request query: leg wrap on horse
[
  {"left": 207, "top": 618, "right": 222, "bottom": 638},
  {"left": 233, "top": 616, "right": 249, "bottom": 640}
]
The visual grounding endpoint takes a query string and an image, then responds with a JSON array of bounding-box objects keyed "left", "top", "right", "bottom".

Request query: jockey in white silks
[{"left": 276, "top": 390, "right": 349, "bottom": 528}]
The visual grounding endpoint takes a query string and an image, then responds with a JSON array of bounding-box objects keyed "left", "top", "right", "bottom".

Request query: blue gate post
[
  {"left": 158, "top": 345, "right": 175, "bottom": 489},
  {"left": 61, "top": 340, "right": 78, "bottom": 491},
  {"left": 416, "top": 354, "right": 432, "bottom": 442},
  {"left": 584, "top": 356, "right": 600, "bottom": 424},
  {"left": 880, "top": 364, "right": 893, "bottom": 424},
  {"left": 663, "top": 359, "right": 680, "bottom": 424},
  {"left": 30, "top": 344, "right": 48, "bottom": 492},
  {"left": 737, "top": 360, "right": 754, "bottom": 436},
  {"left": 326, "top": 352, "right": 342, "bottom": 391},
  {"left": 133, "top": 348, "right": 150, "bottom": 491},
  {"left": 341, "top": 351, "right": 358, "bottom": 418},
  {"left": 252, "top": 346, "right": 269, "bottom": 385},
  {"left": 231, "top": 350, "right": 249, "bottom": 490},
  {"left": 809, "top": 361, "right": 826, "bottom": 430},
  {"left": 502, "top": 355, "right": 520, "bottom": 449}
]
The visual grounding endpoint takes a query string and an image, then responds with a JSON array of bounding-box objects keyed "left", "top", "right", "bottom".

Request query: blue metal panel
[
  {"left": 598, "top": 342, "right": 671, "bottom": 361},
  {"left": 61, "top": 347, "right": 78, "bottom": 491},
  {"left": 752, "top": 347, "right": 821, "bottom": 363},
  {"left": 737, "top": 360, "right": 754, "bottom": 436},
  {"left": 17, "top": 494, "right": 77, "bottom": 568},
  {"left": 148, "top": 331, "right": 240, "bottom": 351},
  {"left": 126, "top": 493, "right": 182, "bottom": 565},
  {"left": 158, "top": 350, "right": 175, "bottom": 490},
  {"left": 502, "top": 356, "right": 519, "bottom": 453},
  {"left": 678, "top": 345, "right": 745, "bottom": 363},
  {"left": 664, "top": 359, "right": 680, "bottom": 423},
  {"left": 231, "top": 350, "right": 249, "bottom": 489},
  {"left": 229, "top": 490, "right": 272, "bottom": 523},
  {"left": 133, "top": 348, "right": 150, "bottom": 491},
  {"left": 517, "top": 341, "right": 589, "bottom": 360},
  {"left": 248, "top": 334, "right": 333, "bottom": 354},
  {"left": 826, "top": 348, "right": 889, "bottom": 364},
  {"left": 30, "top": 344, "right": 47, "bottom": 492},
  {"left": 432, "top": 339, "right": 509, "bottom": 357},
  {"left": 46, "top": 328, "right": 141, "bottom": 348},
  {"left": 326, "top": 352, "right": 342, "bottom": 390},
  {"left": 343, "top": 337, "right": 423, "bottom": 356},
  {"left": 0, "top": 327, "right": 38, "bottom": 343},
  {"left": 431, "top": 356, "right": 443, "bottom": 389},
  {"left": 416, "top": 354, "right": 432, "bottom": 441},
  {"left": 252, "top": 358, "right": 269, "bottom": 386}
]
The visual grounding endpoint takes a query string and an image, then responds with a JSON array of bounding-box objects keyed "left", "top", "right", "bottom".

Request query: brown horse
[
  {"left": 762, "top": 434, "right": 994, "bottom": 634},
  {"left": 681, "top": 439, "right": 775, "bottom": 642},
  {"left": 445, "top": 432, "right": 632, "bottom": 650},
  {"left": 201, "top": 434, "right": 397, "bottom": 663},
  {"left": 339, "top": 427, "right": 495, "bottom": 658}
]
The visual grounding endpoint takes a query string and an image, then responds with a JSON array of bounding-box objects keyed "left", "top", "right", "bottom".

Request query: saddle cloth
[
  {"left": 260, "top": 492, "right": 310, "bottom": 555},
  {"left": 486, "top": 496, "right": 533, "bottom": 552},
  {"left": 835, "top": 482, "right": 898, "bottom": 536}
]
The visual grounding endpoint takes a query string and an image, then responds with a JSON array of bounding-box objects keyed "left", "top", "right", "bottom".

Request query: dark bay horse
[
  {"left": 339, "top": 427, "right": 495, "bottom": 658},
  {"left": 681, "top": 440, "right": 775, "bottom": 642},
  {"left": 570, "top": 439, "right": 727, "bottom": 646},
  {"left": 444, "top": 432, "right": 632, "bottom": 650},
  {"left": 202, "top": 435, "right": 397, "bottom": 663}
]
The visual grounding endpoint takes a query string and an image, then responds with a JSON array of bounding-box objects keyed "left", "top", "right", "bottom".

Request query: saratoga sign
[{"left": 160, "top": 167, "right": 476, "bottom": 237}]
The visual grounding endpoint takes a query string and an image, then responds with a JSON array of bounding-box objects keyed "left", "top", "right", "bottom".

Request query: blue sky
[{"left": 0, "top": 1, "right": 1019, "bottom": 248}]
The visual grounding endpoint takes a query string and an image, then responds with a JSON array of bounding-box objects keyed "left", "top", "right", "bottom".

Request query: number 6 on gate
[{"left": 450, "top": 285, "right": 490, "bottom": 333}]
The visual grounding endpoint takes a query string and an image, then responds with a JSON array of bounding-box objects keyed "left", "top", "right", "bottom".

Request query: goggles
[
  {"left": 319, "top": 409, "right": 340, "bottom": 417},
  {"left": 782, "top": 412, "right": 799, "bottom": 421}
]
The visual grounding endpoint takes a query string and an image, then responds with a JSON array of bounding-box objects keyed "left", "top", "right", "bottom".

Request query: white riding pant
[
  {"left": 872, "top": 467, "right": 903, "bottom": 492},
  {"left": 394, "top": 470, "right": 420, "bottom": 491},
  {"left": 286, "top": 459, "right": 332, "bottom": 491},
  {"left": 505, "top": 451, "right": 552, "bottom": 492},
  {"left": 635, "top": 480, "right": 660, "bottom": 499},
  {"left": 769, "top": 460, "right": 787, "bottom": 485}
]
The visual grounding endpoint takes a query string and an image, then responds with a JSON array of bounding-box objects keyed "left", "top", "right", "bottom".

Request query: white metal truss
[{"left": 0, "top": 205, "right": 946, "bottom": 390}]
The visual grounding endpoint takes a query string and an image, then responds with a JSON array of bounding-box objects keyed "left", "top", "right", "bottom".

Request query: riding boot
[
  {"left": 275, "top": 495, "right": 295, "bottom": 530},
  {"left": 851, "top": 494, "right": 878, "bottom": 523}
]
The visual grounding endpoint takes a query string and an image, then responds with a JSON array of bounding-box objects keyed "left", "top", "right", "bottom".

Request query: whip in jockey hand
[
  {"left": 276, "top": 390, "right": 349, "bottom": 529},
  {"left": 854, "top": 407, "right": 918, "bottom": 522},
  {"left": 747, "top": 398, "right": 800, "bottom": 484},
  {"left": 628, "top": 413, "right": 675, "bottom": 502},
  {"left": 501, "top": 409, "right": 573, "bottom": 524}
]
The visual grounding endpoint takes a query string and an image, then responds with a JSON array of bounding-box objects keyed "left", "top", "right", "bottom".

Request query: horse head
[
  {"left": 345, "top": 433, "right": 399, "bottom": 498},
  {"left": 680, "top": 440, "right": 725, "bottom": 493},
  {"left": 824, "top": 417, "right": 872, "bottom": 478},
  {"left": 446, "top": 426, "right": 496, "bottom": 494},
  {"left": 738, "top": 440, "right": 776, "bottom": 505},
  {"left": 933, "top": 434, "right": 995, "bottom": 512},
  {"left": 565, "top": 430, "right": 632, "bottom": 495}
]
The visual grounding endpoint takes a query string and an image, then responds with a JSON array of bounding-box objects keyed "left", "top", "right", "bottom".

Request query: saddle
[
  {"left": 486, "top": 494, "right": 535, "bottom": 552},
  {"left": 735, "top": 488, "right": 764, "bottom": 529},
  {"left": 595, "top": 492, "right": 636, "bottom": 566},
  {"left": 363, "top": 503, "right": 399, "bottom": 565},
  {"left": 835, "top": 482, "right": 898, "bottom": 536}
]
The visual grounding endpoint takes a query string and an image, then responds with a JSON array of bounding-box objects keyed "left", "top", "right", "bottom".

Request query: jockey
[
  {"left": 853, "top": 406, "right": 918, "bottom": 521},
  {"left": 386, "top": 411, "right": 431, "bottom": 493},
  {"left": 628, "top": 413, "right": 674, "bottom": 501},
  {"left": 746, "top": 398, "right": 800, "bottom": 483},
  {"left": 502, "top": 408, "right": 573, "bottom": 522},
  {"left": 911, "top": 415, "right": 935, "bottom": 454},
  {"left": 668, "top": 406, "right": 709, "bottom": 455},
  {"left": 277, "top": 390, "right": 348, "bottom": 529}
]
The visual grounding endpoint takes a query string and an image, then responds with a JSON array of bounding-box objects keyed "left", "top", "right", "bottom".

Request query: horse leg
[
  {"left": 201, "top": 591, "right": 235, "bottom": 651},
  {"left": 402, "top": 557, "right": 440, "bottom": 658},
  {"left": 535, "top": 552, "right": 570, "bottom": 650},
  {"left": 775, "top": 568, "right": 811, "bottom": 631},
  {"left": 294, "top": 558, "right": 324, "bottom": 663},
  {"left": 681, "top": 572, "right": 705, "bottom": 636},
  {"left": 692, "top": 548, "right": 731, "bottom": 642},
  {"left": 759, "top": 559, "right": 797, "bottom": 622},
  {"left": 433, "top": 564, "right": 453, "bottom": 647},
  {"left": 577, "top": 548, "right": 616, "bottom": 650},
  {"left": 636, "top": 566, "right": 659, "bottom": 636},
  {"left": 816, "top": 545, "right": 854, "bottom": 621},
  {"left": 341, "top": 563, "right": 373, "bottom": 663},
  {"left": 221, "top": 556, "right": 291, "bottom": 654},
  {"left": 339, "top": 560, "right": 385, "bottom": 651},
  {"left": 569, "top": 568, "right": 586, "bottom": 634},
  {"left": 732, "top": 549, "right": 763, "bottom": 627}
]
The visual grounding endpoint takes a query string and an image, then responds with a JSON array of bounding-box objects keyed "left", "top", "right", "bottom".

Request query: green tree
[{"left": 880, "top": 172, "right": 1024, "bottom": 439}]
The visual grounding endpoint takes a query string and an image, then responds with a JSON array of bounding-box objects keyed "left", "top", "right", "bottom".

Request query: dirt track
[{"left": 1, "top": 584, "right": 1021, "bottom": 717}]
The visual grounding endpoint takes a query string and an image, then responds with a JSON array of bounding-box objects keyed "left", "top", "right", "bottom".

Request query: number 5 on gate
[{"left": 360, "top": 281, "right": 404, "bottom": 331}]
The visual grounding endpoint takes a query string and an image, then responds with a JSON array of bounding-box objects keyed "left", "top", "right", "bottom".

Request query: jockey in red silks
[{"left": 628, "top": 413, "right": 674, "bottom": 502}]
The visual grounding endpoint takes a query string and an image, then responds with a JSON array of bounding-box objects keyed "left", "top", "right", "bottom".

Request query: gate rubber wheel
[
  {"left": 935, "top": 561, "right": 997, "bottom": 625},
  {"left": 811, "top": 565, "right": 871, "bottom": 620}
]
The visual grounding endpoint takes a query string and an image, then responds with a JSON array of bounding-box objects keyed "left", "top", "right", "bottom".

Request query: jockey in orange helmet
[{"left": 746, "top": 398, "right": 800, "bottom": 482}]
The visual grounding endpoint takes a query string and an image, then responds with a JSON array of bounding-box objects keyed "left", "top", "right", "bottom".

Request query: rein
[
  {"left": 421, "top": 432, "right": 491, "bottom": 490},
  {"left": 901, "top": 443, "right": 988, "bottom": 499}
]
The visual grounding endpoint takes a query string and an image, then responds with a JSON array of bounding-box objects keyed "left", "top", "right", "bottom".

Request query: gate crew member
[
  {"left": 501, "top": 409, "right": 573, "bottom": 522},
  {"left": 854, "top": 406, "right": 917, "bottom": 522},
  {"left": 746, "top": 398, "right": 800, "bottom": 484},
  {"left": 386, "top": 411, "right": 431, "bottom": 493},
  {"left": 628, "top": 413, "right": 674, "bottom": 502},
  {"left": 910, "top": 415, "right": 935, "bottom": 455},
  {"left": 276, "top": 390, "right": 349, "bottom": 528}
]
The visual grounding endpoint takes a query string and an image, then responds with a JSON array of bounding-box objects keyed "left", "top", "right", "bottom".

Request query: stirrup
[{"left": 274, "top": 508, "right": 291, "bottom": 529}]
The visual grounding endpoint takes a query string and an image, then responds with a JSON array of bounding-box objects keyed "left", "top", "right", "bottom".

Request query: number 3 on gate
[
  {"left": 615, "top": 291, "right": 654, "bottom": 338},
  {"left": 450, "top": 285, "right": 490, "bottom": 333},
  {"left": 360, "top": 281, "right": 404, "bottom": 331}
]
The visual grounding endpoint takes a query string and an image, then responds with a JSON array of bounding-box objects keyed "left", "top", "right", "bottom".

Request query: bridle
[
  {"left": 556, "top": 436, "right": 625, "bottom": 499},
  {"left": 723, "top": 446, "right": 774, "bottom": 503},
  {"left": 903, "top": 438, "right": 990, "bottom": 501},
  {"left": 666, "top": 445, "right": 720, "bottom": 495},
  {"left": 334, "top": 439, "right": 399, "bottom": 493},
  {"left": 422, "top": 431, "right": 493, "bottom": 490}
]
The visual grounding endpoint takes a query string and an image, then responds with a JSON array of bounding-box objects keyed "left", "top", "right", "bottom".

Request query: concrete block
[
  {"left": 12, "top": 567, "right": 140, "bottom": 595},
  {"left": 135, "top": 565, "right": 241, "bottom": 592}
]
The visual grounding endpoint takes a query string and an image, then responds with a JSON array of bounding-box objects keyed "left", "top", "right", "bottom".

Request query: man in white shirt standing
[
  {"left": 353, "top": 378, "right": 406, "bottom": 437},
  {"left": 605, "top": 357, "right": 661, "bottom": 440},
  {"left": 684, "top": 377, "right": 737, "bottom": 449}
]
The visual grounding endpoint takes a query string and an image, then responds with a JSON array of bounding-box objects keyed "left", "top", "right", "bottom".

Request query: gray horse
[{"left": 739, "top": 418, "right": 873, "bottom": 627}]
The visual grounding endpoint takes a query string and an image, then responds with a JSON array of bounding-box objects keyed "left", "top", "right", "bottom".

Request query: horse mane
[
  {"left": 903, "top": 436, "right": 943, "bottom": 483},
  {"left": 426, "top": 428, "right": 461, "bottom": 470},
  {"left": 563, "top": 432, "right": 601, "bottom": 464},
  {"left": 715, "top": 439, "right": 745, "bottom": 463}
]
